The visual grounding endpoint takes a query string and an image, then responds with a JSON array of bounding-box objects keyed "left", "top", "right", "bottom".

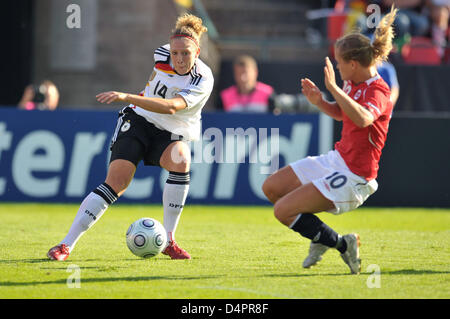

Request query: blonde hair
[
  {"left": 335, "top": 6, "right": 398, "bottom": 67},
  {"left": 171, "top": 14, "right": 208, "bottom": 46}
]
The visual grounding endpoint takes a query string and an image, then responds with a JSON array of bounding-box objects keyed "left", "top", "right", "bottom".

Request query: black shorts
[{"left": 109, "top": 107, "right": 184, "bottom": 167}]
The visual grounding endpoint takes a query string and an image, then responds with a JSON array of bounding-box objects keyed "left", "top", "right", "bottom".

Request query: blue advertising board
[{"left": 0, "top": 108, "right": 333, "bottom": 205}]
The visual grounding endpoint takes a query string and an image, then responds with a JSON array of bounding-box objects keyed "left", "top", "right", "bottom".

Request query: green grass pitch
[{"left": 0, "top": 203, "right": 449, "bottom": 299}]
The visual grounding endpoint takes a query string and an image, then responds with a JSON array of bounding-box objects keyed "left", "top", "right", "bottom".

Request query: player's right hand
[
  {"left": 96, "top": 91, "right": 128, "bottom": 104},
  {"left": 301, "top": 78, "right": 322, "bottom": 106}
]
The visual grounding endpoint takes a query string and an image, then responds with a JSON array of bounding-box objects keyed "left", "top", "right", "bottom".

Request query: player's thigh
[
  {"left": 274, "top": 183, "right": 335, "bottom": 226},
  {"left": 159, "top": 141, "right": 191, "bottom": 172},
  {"left": 105, "top": 159, "right": 137, "bottom": 196},
  {"left": 262, "top": 165, "right": 302, "bottom": 203}
]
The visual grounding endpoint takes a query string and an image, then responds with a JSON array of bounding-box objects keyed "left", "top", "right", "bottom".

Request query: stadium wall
[{"left": 0, "top": 109, "right": 448, "bottom": 207}]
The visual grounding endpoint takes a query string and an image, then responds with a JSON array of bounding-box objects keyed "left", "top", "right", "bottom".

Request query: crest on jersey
[
  {"left": 344, "top": 82, "right": 352, "bottom": 95},
  {"left": 121, "top": 121, "right": 131, "bottom": 132},
  {"left": 354, "top": 89, "right": 362, "bottom": 100},
  {"left": 170, "top": 87, "right": 182, "bottom": 98}
]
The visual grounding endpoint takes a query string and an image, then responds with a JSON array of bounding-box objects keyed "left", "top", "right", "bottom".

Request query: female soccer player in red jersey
[{"left": 262, "top": 7, "right": 398, "bottom": 274}]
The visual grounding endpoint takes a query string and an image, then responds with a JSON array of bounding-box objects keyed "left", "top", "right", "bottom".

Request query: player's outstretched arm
[
  {"left": 323, "top": 57, "right": 374, "bottom": 128},
  {"left": 96, "top": 91, "right": 187, "bottom": 114},
  {"left": 301, "top": 78, "right": 342, "bottom": 121}
]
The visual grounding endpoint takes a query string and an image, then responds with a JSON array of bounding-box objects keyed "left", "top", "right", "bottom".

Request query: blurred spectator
[
  {"left": 338, "top": 0, "right": 370, "bottom": 34},
  {"left": 377, "top": 61, "right": 400, "bottom": 106},
  {"left": 426, "top": 0, "right": 450, "bottom": 56},
  {"left": 372, "top": 0, "right": 449, "bottom": 59},
  {"left": 220, "top": 55, "right": 275, "bottom": 113},
  {"left": 378, "top": 1, "right": 430, "bottom": 39},
  {"left": 18, "top": 80, "right": 59, "bottom": 110}
]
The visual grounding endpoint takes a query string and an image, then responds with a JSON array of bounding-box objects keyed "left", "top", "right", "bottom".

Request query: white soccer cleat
[
  {"left": 340, "top": 233, "right": 361, "bottom": 274},
  {"left": 302, "top": 242, "right": 330, "bottom": 268}
]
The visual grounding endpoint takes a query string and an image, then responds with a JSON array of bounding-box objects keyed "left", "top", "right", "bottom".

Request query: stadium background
[{"left": 1, "top": 0, "right": 449, "bottom": 208}]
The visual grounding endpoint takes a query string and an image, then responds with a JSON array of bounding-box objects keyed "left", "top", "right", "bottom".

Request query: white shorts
[{"left": 289, "top": 150, "right": 378, "bottom": 215}]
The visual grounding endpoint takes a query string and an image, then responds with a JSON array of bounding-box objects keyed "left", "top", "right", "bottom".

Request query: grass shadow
[
  {"left": 39, "top": 266, "right": 128, "bottom": 271},
  {"left": 0, "top": 258, "right": 50, "bottom": 264},
  {"left": 0, "top": 275, "right": 223, "bottom": 287},
  {"left": 380, "top": 269, "right": 450, "bottom": 275},
  {"left": 259, "top": 268, "right": 450, "bottom": 278},
  {"left": 0, "top": 257, "right": 169, "bottom": 264},
  {"left": 259, "top": 272, "right": 351, "bottom": 278}
]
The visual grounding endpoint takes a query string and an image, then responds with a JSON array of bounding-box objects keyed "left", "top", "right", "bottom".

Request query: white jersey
[{"left": 130, "top": 44, "right": 214, "bottom": 141}]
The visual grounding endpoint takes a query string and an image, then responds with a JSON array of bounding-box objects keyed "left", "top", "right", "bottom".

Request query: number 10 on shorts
[{"left": 326, "top": 172, "right": 348, "bottom": 189}]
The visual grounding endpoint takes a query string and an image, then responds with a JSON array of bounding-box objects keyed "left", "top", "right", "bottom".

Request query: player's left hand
[
  {"left": 96, "top": 91, "right": 128, "bottom": 104},
  {"left": 324, "top": 57, "right": 337, "bottom": 91}
]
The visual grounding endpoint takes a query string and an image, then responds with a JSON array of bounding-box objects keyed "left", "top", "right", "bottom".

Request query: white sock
[
  {"left": 163, "top": 172, "right": 190, "bottom": 242},
  {"left": 60, "top": 183, "right": 118, "bottom": 252}
]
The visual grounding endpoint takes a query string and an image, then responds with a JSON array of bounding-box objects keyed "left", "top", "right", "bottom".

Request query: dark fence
[{"left": 334, "top": 113, "right": 450, "bottom": 207}]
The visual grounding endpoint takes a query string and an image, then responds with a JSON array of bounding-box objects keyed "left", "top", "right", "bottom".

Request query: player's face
[
  {"left": 170, "top": 37, "right": 199, "bottom": 75},
  {"left": 334, "top": 48, "right": 354, "bottom": 81}
]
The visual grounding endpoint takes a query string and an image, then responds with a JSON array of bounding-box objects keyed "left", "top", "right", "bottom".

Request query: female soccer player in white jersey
[
  {"left": 262, "top": 7, "right": 397, "bottom": 274},
  {"left": 47, "top": 14, "right": 214, "bottom": 261}
]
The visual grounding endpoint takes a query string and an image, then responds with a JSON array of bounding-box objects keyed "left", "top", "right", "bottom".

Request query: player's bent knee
[
  {"left": 175, "top": 158, "right": 190, "bottom": 172},
  {"left": 163, "top": 158, "right": 190, "bottom": 173},
  {"left": 161, "top": 141, "right": 191, "bottom": 171},
  {"left": 262, "top": 179, "right": 279, "bottom": 203}
]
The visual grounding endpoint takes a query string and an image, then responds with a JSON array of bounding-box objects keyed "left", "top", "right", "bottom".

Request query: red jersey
[{"left": 335, "top": 74, "right": 393, "bottom": 180}]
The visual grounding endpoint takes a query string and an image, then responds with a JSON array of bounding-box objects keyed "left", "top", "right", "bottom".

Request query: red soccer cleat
[
  {"left": 162, "top": 241, "right": 191, "bottom": 260},
  {"left": 47, "top": 244, "right": 70, "bottom": 261}
]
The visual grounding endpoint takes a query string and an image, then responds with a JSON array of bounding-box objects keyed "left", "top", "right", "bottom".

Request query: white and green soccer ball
[{"left": 126, "top": 217, "right": 167, "bottom": 258}]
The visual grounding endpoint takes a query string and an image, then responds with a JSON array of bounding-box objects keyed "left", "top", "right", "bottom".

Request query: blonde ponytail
[
  {"left": 335, "top": 5, "right": 398, "bottom": 67},
  {"left": 372, "top": 6, "right": 398, "bottom": 63}
]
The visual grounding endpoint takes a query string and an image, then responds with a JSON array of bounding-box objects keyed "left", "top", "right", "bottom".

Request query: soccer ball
[{"left": 126, "top": 217, "right": 167, "bottom": 258}]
